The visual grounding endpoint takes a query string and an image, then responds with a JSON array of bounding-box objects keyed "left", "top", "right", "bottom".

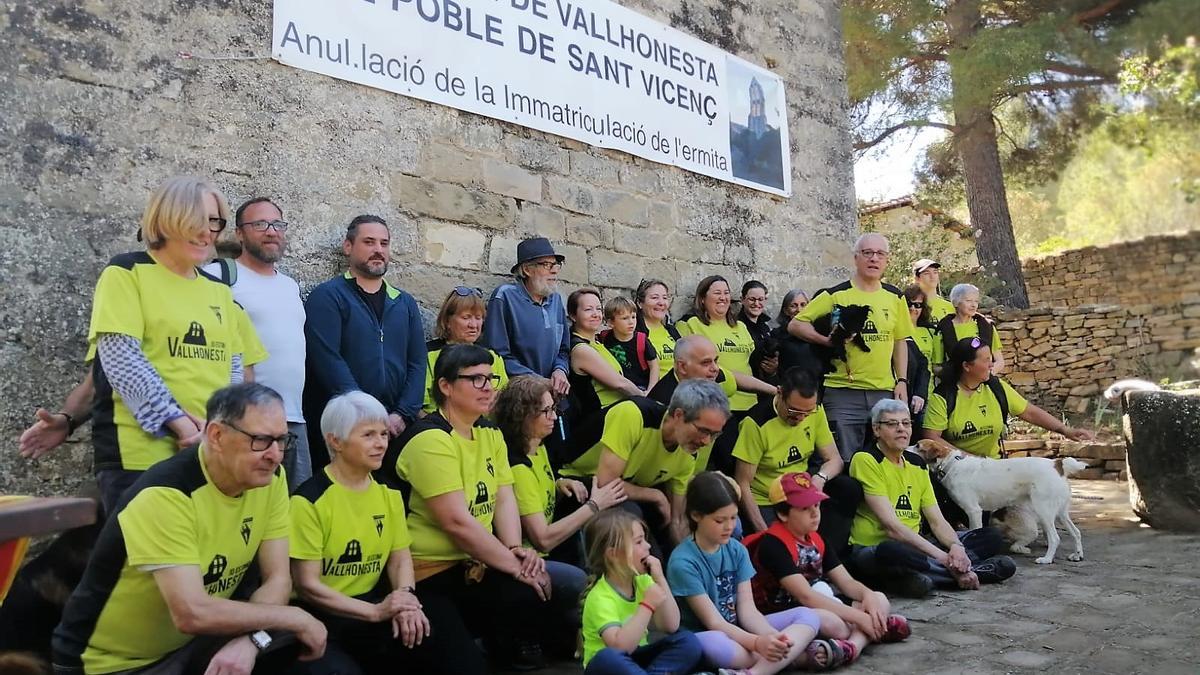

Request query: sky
[{"left": 852, "top": 125, "right": 949, "bottom": 204}]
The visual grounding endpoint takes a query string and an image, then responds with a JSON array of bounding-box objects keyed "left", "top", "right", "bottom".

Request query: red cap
[{"left": 768, "top": 472, "right": 829, "bottom": 509}]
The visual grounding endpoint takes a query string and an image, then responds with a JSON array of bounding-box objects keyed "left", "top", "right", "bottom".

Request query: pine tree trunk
[{"left": 946, "top": 1, "right": 1030, "bottom": 309}]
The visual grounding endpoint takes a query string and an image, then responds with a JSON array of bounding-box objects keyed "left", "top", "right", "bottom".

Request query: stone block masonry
[{"left": 0, "top": 0, "right": 859, "bottom": 496}]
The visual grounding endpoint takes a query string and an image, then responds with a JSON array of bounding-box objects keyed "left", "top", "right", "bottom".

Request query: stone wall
[
  {"left": 996, "top": 304, "right": 1200, "bottom": 415},
  {"left": 1023, "top": 230, "right": 1200, "bottom": 308},
  {"left": 0, "top": 1, "right": 858, "bottom": 496}
]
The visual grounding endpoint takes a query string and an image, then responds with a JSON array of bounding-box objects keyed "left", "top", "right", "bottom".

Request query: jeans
[
  {"left": 847, "top": 526, "right": 1007, "bottom": 589},
  {"left": 585, "top": 630, "right": 702, "bottom": 675},
  {"left": 284, "top": 422, "right": 312, "bottom": 490},
  {"left": 547, "top": 559, "right": 587, "bottom": 630}
]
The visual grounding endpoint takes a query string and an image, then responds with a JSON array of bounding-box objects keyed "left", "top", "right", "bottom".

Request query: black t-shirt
[
  {"left": 601, "top": 333, "right": 658, "bottom": 389},
  {"left": 357, "top": 284, "right": 386, "bottom": 322},
  {"left": 757, "top": 530, "right": 840, "bottom": 584}
]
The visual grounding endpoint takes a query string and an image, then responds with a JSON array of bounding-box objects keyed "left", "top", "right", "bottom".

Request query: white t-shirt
[{"left": 204, "top": 260, "right": 307, "bottom": 422}]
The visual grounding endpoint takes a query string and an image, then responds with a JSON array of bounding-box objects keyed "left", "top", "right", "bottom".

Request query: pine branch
[
  {"left": 1042, "top": 59, "right": 1111, "bottom": 78},
  {"left": 853, "top": 120, "right": 959, "bottom": 151},
  {"left": 1005, "top": 77, "right": 1112, "bottom": 96},
  {"left": 1071, "top": 0, "right": 1130, "bottom": 26}
]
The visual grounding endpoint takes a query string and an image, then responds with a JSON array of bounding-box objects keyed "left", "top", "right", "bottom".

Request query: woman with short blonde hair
[
  {"left": 87, "top": 176, "right": 260, "bottom": 512},
  {"left": 421, "top": 286, "right": 509, "bottom": 414}
]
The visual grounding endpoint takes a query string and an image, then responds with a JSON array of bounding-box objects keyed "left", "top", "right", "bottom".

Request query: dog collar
[{"left": 933, "top": 454, "right": 964, "bottom": 481}]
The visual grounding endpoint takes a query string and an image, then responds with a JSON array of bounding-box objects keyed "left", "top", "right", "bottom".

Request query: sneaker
[
  {"left": 972, "top": 555, "right": 1017, "bottom": 583},
  {"left": 507, "top": 641, "right": 546, "bottom": 672},
  {"left": 882, "top": 614, "right": 911, "bottom": 642},
  {"left": 888, "top": 571, "right": 934, "bottom": 598}
]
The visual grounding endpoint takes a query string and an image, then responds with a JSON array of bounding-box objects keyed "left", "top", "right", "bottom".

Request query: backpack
[
  {"left": 937, "top": 376, "right": 1009, "bottom": 426},
  {"left": 601, "top": 330, "right": 652, "bottom": 372},
  {"left": 937, "top": 313, "right": 994, "bottom": 361}
]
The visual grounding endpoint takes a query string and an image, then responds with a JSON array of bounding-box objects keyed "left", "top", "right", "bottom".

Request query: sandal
[
  {"left": 882, "top": 614, "right": 911, "bottom": 642},
  {"left": 803, "top": 638, "right": 858, "bottom": 671}
]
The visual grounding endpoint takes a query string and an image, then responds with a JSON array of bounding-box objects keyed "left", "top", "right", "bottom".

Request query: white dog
[{"left": 916, "top": 438, "right": 1085, "bottom": 564}]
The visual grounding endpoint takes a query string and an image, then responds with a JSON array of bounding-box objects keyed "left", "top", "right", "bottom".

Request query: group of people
[{"left": 15, "top": 175, "right": 1095, "bottom": 675}]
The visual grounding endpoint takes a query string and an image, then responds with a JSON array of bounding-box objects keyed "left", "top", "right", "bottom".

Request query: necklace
[{"left": 960, "top": 380, "right": 983, "bottom": 393}]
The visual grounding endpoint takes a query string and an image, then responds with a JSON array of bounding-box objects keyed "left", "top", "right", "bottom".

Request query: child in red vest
[{"left": 743, "top": 473, "right": 911, "bottom": 669}]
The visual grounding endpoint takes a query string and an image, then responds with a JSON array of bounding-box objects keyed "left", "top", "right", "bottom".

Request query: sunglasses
[
  {"left": 452, "top": 286, "right": 484, "bottom": 298},
  {"left": 908, "top": 301, "right": 925, "bottom": 309}
]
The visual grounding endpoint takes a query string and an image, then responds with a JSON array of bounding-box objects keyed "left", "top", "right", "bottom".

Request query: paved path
[{"left": 532, "top": 480, "right": 1200, "bottom": 674}]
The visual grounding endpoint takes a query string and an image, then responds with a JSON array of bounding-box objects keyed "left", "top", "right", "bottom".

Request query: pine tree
[{"left": 844, "top": 0, "right": 1199, "bottom": 307}]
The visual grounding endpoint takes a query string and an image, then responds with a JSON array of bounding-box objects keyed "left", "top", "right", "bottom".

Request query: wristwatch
[{"left": 249, "top": 630, "right": 272, "bottom": 651}]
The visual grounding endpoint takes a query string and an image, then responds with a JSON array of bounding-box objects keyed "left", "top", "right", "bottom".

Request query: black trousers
[{"left": 408, "top": 563, "right": 545, "bottom": 674}]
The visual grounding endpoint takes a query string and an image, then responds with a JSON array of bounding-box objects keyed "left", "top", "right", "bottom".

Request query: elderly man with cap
[
  {"left": 912, "top": 259, "right": 954, "bottom": 323},
  {"left": 480, "top": 237, "right": 572, "bottom": 456}
]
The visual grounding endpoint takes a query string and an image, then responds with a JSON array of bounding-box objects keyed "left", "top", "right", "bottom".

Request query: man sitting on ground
[
  {"left": 560, "top": 379, "right": 730, "bottom": 548},
  {"left": 732, "top": 367, "right": 862, "bottom": 555},
  {"left": 844, "top": 399, "right": 1015, "bottom": 598},
  {"left": 53, "top": 383, "right": 327, "bottom": 674}
]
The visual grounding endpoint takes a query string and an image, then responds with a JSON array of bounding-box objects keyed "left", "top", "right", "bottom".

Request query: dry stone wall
[
  {"left": 0, "top": 1, "right": 858, "bottom": 496},
  {"left": 1023, "top": 230, "right": 1200, "bottom": 308}
]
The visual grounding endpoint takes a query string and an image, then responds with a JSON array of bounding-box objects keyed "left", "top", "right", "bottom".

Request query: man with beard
[
  {"left": 202, "top": 198, "right": 310, "bottom": 488},
  {"left": 303, "top": 215, "right": 426, "bottom": 468},
  {"left": 480, "top": 237, "right": 572, "bottom": 460}
]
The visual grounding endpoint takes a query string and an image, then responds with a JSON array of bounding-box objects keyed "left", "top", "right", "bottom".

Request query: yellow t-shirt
[
  {"left": 928, "top": 296, "right": 955, "bottom": 323},
  {"left": 561, "top": 398, "right": 699, "bottom": 496},
  {"left": 645, "top": 323, "right": 677, "bottom": 372},
  {"left": 910, "top": 326, "right": 942, "bottom": 377},
  {"left": 54, "top": 448, "right": 289, "bottom": 674},
  {"left": 86, "top": 252, "right": 248, "bottom": 472},
  {"left": 849, "top": 447, "right": 935, "bottom": 547},
  {"left": 923, "top": 379, "right": 1029, "bottom": 459},
  {"left": 511, "top": 445, "right": 557, "bottom": 554},
  {"left": 945, "top": 318, "right": 1003, "bottom": 358},
  {"left": 422, "top": 341, "right": 509, "bottom": 414},
  {"left": 396, "top": 418, "right": 514, "bottom": 561},
  {"left": 731, "top": 403, "right": 836, "bottom": 506},
  {"left": 581, "top": 574, "right": 656, "bottom": 666},
  {"left": 290, "top": 467, "right": 412, "bottom": 597},
  {"left": 572, "top": 335, "right": 628, "bottom": 408},
  {"left": 796, "top": 281, "right": 913, "bottom": 391},
  {"left": 676, "top": 316, "right": 757, "bottom": 411}
]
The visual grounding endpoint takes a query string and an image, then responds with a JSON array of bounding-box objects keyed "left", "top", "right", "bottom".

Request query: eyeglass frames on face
[
  {"left": 208, "top": 217, "right": 228, "bottom": 233},
  {"left": 454, "top": 373, "right": 501, "bottom": 390},
  {"left": 223, "top": 422, "right": 295, "bottom": 452},
  {"left": 857, "top": 249, "right": 889, "bottom": 259},
  {"left": 240, "top": 219, "right": 289, "bottom": 232},
  {"left": 531, "top": 261, "right": 563, "bottom": 271},
  {"left": 876, "top": 419, "right": 912, "bottom": 429}
]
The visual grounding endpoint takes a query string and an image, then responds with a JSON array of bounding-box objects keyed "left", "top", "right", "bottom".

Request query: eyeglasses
[
  {"left": 531, "top": 261, "right": 563, "bottom": 271},
  {"left": 535, "top": 404, "right": 558, "bottom": 419},
  {"left": 452, "top": 286, "right": 484, "bottom": 298},
  {"left": 208, "top": 217, "right": 228, "bottom": 233},
  {"left": 857, "top": 249, "right": 889, "bottom": 259},
  {"left": 783, "top": 405, "right": 817, "bottom": 418},
  {"left": 223, "top": 421, "right": 295, "bottom": 452},
  {"left": 453, "top": 373, "right": 502, "bottom": 390},
  {"left": 742, "top": 297, "right": 767, "bottom": 304},
  {"left": 876, "top": 419, "right": 913, "bottom": 429},
  {"left": 908, "top": 301, "right": 925, "bottom": 309},
  {"left": 690, "top": 421, "right": 724, "bottom": 440},
  {"left": 240, "top": 219, "right": 289, "bottom": 233}
]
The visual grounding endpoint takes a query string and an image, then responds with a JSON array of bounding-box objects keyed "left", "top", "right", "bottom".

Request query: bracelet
[
  {"left": 400, "top": 585, "right": 416, "bottom": 594},
  {"left": 638, "top": 601, "right": 655, "bottom": 613},
  {"left": 58, "top": 411, "right": 77, "bottom": 434},
  {"left": 895, "top": 378, "right": 908, "bottom": 384},
  {"left": 814, "top": 472, "right": 828, "bottom": 482},
  {"left": 585, "top": 499, "right": 600, "bottom": 514},
  {"left": 949, "top": 542, "right": 964, "bottom": 549}
]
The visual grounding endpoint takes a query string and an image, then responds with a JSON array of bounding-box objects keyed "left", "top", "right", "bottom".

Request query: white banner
[{"left": 272, "top": 0, "right": 791, "bottom": 196}]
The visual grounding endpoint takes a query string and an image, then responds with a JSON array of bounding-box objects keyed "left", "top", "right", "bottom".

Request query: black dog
[{"left": 809, "top": 304, "right": 871, "bottom": 373}]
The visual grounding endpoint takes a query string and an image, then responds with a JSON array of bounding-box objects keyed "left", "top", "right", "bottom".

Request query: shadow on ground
[{"left": 527, "top": 481, "right": 1200, "bottom": 675}]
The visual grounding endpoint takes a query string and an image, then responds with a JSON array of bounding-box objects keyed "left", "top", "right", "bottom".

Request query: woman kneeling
[{"left": 290, "top": 391, "right": 430, "bottom": 674}]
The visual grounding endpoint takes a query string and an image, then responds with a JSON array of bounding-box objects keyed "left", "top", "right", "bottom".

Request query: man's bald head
[{"left": 674, "top": 335, "right": 720, "bottom": 381}]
